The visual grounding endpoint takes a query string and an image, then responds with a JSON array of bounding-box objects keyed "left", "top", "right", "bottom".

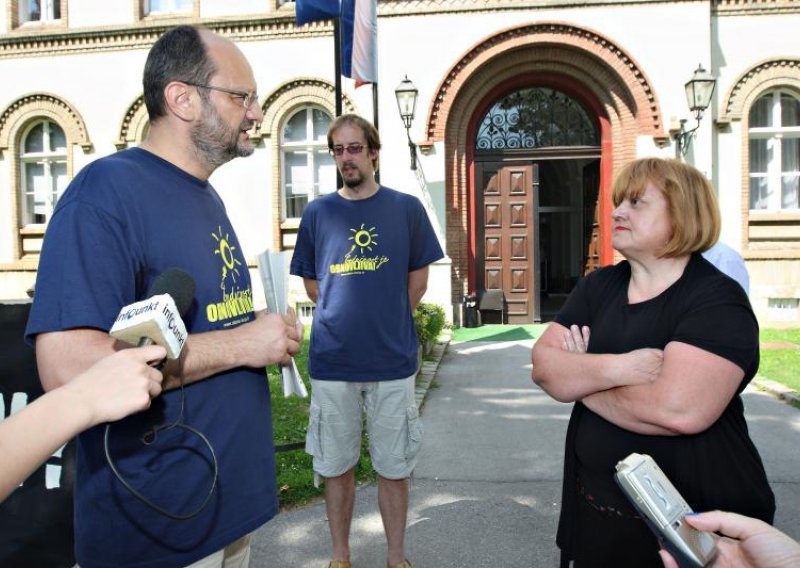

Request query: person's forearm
[
  {"left": 581, "top": 386, "right": 681, "bottom": 435},
  {"left": 409, "top": 286, "right": 426, "bottom": 311},
  {"left": 0, "top": 387, "right": 89, "bottom": 501},
  {"left": 161, "top": 328, "right": 242, "bottom": 389},
  {"left": 531, "top": 344, "right": 634, "bottom": 402}
]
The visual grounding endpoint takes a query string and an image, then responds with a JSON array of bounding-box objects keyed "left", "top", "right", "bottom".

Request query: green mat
[{"left": 451, "top": 324, "right": 548, "bottom": 343}]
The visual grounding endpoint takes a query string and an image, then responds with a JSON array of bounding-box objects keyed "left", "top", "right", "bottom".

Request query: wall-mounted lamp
[
  {"left": 394, "top": 75, "right": 419, "bottom": 170},
  {"left": 672, "top": 65, "right": 716, "bottom": 158}
]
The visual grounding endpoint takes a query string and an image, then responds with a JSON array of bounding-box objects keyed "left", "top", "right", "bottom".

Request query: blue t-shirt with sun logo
[
  {"left": 290, "top": 186, "right": 444, "bottom": 381},
  {"left": 25, "top": 147, "right": 278, "bottom": 568}
]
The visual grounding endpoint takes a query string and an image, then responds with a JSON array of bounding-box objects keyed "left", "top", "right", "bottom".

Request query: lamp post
[
  {"left": 673, "top": 65, "right": 716, "bottom": 158},
  {"left": 395, "top": 75, "right": 419, "bottom": 170}
]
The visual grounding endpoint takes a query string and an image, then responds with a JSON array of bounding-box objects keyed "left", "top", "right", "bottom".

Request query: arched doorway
[
  {"left": 472, "top": 87, "right": 601, "bottom": 323},
  {"left": 420, "top": 23, "right": 667, "bottom": 324}
]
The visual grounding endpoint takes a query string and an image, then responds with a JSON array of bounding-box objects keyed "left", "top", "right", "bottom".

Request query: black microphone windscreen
[{"left": 147, "top": 268, "right": 196, "bottom": 318}]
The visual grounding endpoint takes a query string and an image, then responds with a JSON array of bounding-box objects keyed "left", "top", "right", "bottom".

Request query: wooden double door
[{"left": 474, "top": 159, "right": 600, "bottom": 323}]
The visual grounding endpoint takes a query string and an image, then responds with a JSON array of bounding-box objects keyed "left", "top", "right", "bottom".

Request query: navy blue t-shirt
[
  {"left": 26, "top": 148, "right": 278, "bottom": 568},
  {"left": 290, "top": 187, "right": 444, "bottom": 380}
]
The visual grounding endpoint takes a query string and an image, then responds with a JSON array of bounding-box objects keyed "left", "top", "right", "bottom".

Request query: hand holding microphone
[
  {"left": 103, "top": 269, "right": 219, "bottom": 520},
  {"left": 64, "top": 345, "right": 167, "bottom": 424},
  {"left": 109, "top": 268, "right": 196, "bottom": 369}
]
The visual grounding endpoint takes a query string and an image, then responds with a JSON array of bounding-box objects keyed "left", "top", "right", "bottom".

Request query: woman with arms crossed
[{"left": 532, "top": 158, "right": 774, "bottom": 567}]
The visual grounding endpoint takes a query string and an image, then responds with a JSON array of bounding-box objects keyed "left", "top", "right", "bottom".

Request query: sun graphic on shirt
[
  {"left": 212, "top": 226, "right": 242, "bottom": 290},
  {"left": 347, "top": 223, "right": 379, "bottom": 256}
]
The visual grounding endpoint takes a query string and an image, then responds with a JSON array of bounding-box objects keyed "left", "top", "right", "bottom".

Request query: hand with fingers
[
  {"left": 66, "top": 345, "right": 167, "bottom": 423},
  {"left": 659, "top": 511, "right": 800, "bottom": 568},
  {"left": 234, "top": 309, "right": 303, "bottom": 368},
  {"left": 562, "top": 324, "right": 591, "bottom": 353}
]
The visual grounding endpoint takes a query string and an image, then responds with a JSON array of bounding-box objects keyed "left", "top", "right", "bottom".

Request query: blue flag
[{"left": 295, "top": 0, "right": 339, "bottom": 26}]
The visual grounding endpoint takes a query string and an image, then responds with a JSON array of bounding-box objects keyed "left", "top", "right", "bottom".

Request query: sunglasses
[{"left": 329, "top": 143, "right": 366, "bottom": 157}]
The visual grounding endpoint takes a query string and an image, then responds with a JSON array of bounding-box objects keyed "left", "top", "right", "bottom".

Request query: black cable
[{"left": 103, "top": 378, "right": 218, "bottom": 521}]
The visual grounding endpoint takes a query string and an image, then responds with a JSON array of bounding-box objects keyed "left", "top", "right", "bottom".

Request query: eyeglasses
[
  {"left": 184, "top": 81, "right": 259, "bottom": 110},
  {"left": 329, "top": 143, "right": 366, "bottom": 157}
]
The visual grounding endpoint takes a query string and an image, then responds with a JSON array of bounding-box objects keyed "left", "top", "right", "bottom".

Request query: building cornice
[
  {"left": 712, "top": 0, "right": 800, "bottom": 16},
  {"left": 378, "top": 0, "right": 691, "bottom": 18},
  {"left": 0, "top": 0, "right": 796, "bottom": 59},
  {"left": 0, "top": 14, "right": 333, "bottom": 59}
]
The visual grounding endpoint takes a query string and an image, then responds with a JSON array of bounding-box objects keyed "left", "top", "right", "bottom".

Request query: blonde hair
[{"left": 611, "top": 158, "right": 720, "bottom": 257}]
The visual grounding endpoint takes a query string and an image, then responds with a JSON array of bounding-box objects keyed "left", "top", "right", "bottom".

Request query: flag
[
  {"left": 295, "top": 0, "right": 339, "bottom": 26},
  {"left": 340, "top": 0, "right": 377, "bottom": 85}
]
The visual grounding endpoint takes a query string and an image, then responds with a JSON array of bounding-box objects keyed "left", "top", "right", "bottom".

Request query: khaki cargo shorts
[{"left": 305, "top": 375, "right": 422, "bottom": 481}]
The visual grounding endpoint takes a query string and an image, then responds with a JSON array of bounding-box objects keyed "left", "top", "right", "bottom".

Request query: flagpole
[
  {"left": 373, "top": 82, "right": 379, "bottom": 183},
  {"left": 333, "top": 17, "right": 343, "bottom": 117},
  {"left": 333, "top": 15, "right": 343, "bottom": 188}
]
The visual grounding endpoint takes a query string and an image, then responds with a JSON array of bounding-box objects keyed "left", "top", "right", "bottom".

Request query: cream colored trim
[
  {"left": 0, "top": 93, "right": 92, "bottom": 156},
  {"left": 719, "top": 58, "right": 800, "bottom": 123},
  {"left": 0, "top": 16, "right": 332, "bottom": 59},
  {"left": 0, "top": 94, "right": 86, "bottom": 261},
  {"left": 116, "top": 95, "right": 150, "bottom": 149},
  {"left": 713, "top": 0, "right": 800, "bottom": 16}
]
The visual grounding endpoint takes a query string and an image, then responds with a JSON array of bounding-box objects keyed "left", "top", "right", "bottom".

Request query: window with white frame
[
  {"left": 749, "top": 90, "right": 800, "bottom": 211},
  {"left": 20, "top": 120, "right": 67, "bottom": 227},
  {"left": 144, "top": 0, "right": 192, "bottom": 15},
  {"left": 281, "top": 107, "right": 337, "bottom": 220},
  {"left": 18, "top": 0, "right": 61, "bottom": 24}
]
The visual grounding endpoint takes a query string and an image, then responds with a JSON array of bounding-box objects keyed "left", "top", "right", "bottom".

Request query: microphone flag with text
[{"left": 110, "top": 268, "right": 196, "bottom": 360}]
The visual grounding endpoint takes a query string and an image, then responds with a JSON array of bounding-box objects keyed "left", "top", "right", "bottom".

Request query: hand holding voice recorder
[{"left": 614, "top": 453, "right": 717, "bottom": 568}]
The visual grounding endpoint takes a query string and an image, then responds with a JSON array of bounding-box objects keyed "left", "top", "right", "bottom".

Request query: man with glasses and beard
[
  {"left": 26, "top": 25, "right": 302, "bottom": 568},
  {"left": 290, "top": 114, "right": 444, "bottom": 568}
]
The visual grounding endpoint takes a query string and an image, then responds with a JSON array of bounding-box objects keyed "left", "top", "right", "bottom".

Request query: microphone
[
  {"left": 109, "top": 268, "right": 196, "bottom": 360},
  {"left": 104, "top": 269, "right": 216, "bottom": 520}
]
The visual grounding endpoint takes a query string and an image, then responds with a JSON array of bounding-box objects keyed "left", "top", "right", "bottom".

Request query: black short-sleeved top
[{"left": 553, "top": 254, "right": 775, "bottom": 567}]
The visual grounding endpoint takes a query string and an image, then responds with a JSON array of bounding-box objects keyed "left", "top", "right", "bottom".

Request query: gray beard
[{"left": 191, "top": 104, "right": 253, "bottom": 171}]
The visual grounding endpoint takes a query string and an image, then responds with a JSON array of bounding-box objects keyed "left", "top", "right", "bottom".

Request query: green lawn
[
  {"left": 268, "top": 339, "right": 376, "bottom": 509},
  {"left": 451, "top": 324, "right": 547, "bottom": 343},
  {"left": 758, "top": 328, "right": 800, "bottom": 393}
]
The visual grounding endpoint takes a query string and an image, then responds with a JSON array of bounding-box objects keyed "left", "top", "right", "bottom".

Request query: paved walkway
[{"left": 252, "top": 336, "right": 800, "bottom": 567}]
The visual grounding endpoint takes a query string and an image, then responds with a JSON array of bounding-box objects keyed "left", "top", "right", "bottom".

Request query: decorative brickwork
[
  {"left": 259, "top": 78, "right": 356, "bottom": 251},
  {"left": 424, "top": 22, "right": 662, "bottom": 144},
  {"left": 719, "top": 59, "right": 800, "bottom": 258},
  {"left": 0, "top": 93, "right": 89, "bottom": 261},
  {"left": 115, "top": 95, "right": 149, "bottom": 149},
  {"left": 428, "top": 22, "right": 663, "bottom": 303},
  {"left": 0, "top": 16, "right": 331, "bottom": 59},
  {"left": 0, "top": 93, "right": 91, "bottom": 155},
  {"left": 719, "top": 58, "right": 800, "bottom": 122},
  {"left": 713, "top": 0, "right": 800, "bottom": 15}
]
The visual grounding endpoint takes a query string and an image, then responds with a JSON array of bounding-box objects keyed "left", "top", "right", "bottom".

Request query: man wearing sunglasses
[
  {"left": 26, "top": 25, "right": 302, "bottom": 568},
  {"left": 291, "top": 114, "right": 444, "bottom": 568}
]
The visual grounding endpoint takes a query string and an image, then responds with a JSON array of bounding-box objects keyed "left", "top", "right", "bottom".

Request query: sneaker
[
  {"left": 327, "top": 562, "right": 352, "bottom": 568},
  {"left": 388, "top": 561, "right": 412, "bottom": 568}
]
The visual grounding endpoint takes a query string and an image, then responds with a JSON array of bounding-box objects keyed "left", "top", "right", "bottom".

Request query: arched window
[
  {"left": 20, "top": 120, "right": 67, "bottom": 226},
  {"left": 281, "top": 106, "right": 336, "bottom": 219},
  {"left": 475, "top": 87, "right": 599, "bottom": 150},
  {"left": 749, "top": 90, "right": 800, "bottom": 211}
]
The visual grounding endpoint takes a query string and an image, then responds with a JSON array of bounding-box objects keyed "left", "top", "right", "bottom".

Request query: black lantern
[
  {"left": 673, "top": 65, "right": 716, "bottom": 158},
  {"left": 394, "top": 76, "right": 419, "bottom": 169}
]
